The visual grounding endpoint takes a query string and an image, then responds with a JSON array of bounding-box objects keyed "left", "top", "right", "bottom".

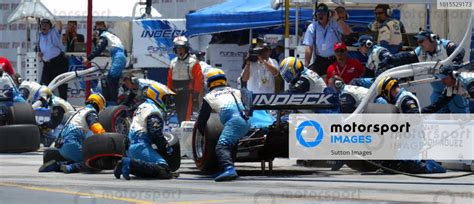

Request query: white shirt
[
  {"left": 39, "top": 27, "right": 65, "bottom": 62},
  {"left": 302, "top": 19, "right": 344, "bottom": 58},
  {"left": 246, "top": 58, "right": 279, "bottom": 94}
]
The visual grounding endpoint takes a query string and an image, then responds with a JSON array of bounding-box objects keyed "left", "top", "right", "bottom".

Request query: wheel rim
[
  {"left": 114, "top": 113, "right": 130, "bottom": 135},
  {"left": 194, "top": 130, "right": 204, "bottom": 160}
]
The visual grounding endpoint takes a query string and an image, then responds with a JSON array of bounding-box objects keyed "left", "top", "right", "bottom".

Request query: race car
[{"left": 191, "top": 90, "right": 345, "bottom": 173}]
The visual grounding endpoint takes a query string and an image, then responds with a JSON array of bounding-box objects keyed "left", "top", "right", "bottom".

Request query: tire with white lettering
[
  {"left": 192, "top": 113, "right": 222, "bottom": 173},
  {"left": 0, "top": 124, "right": 40, "bottom": 153},
  {"left": 345, "top": 161, "right": 380, "bottom": 172}
]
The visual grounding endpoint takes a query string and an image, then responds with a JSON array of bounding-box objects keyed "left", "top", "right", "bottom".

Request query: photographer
[{"left": 240, "top": 43, "right": 279, "bottom": 94}]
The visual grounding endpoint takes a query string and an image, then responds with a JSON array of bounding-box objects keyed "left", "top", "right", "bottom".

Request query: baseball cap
[
  {"left": 413, "top": 30, "right": 433, "bottom": 41},
  {"left": 333, "top": 42, "right": 347, "bottom": 52},
  {"left": 316, "top": 3, "right": 329, "bottom": 14}
]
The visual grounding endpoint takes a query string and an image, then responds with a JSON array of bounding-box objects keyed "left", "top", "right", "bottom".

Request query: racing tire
[
  {"left": 98, "top": 105, "right": 130, "bottom": 135},
  {"left": 82, "top": 133, "right": 125, "bottom": 170},
  {"left": 157, "top": 132, "right": 181, "bottom": 172},
  {"left": 0, "top": 124, "right": 40, "bottom": 153},
  {"left": 345, "top": 161, "right": 380, "bottom": 172},
  {"left": 43, "top": 148, "right": 66, "bottom": 164},
  {"left": 192, "top": 113, "right": 223, "bottom": 173},
  {"left": 10, "top": 102, "right": 36, "bottom": 124}
]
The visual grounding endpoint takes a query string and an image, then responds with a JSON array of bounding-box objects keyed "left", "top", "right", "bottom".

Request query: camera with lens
[{"left": 248, "top": 47, "right": 264, "bottom": 62}]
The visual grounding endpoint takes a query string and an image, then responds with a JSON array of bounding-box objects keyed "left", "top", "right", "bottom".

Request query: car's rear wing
[{"left": 240, "top": 88, "right": 338, "bottom": 111}]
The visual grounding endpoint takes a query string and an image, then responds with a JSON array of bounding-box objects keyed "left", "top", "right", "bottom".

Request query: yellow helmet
[
  {"left": 280, "top": 57, "right": 304, "bottom": 82},
  {"left": 86, "top": 93, "right": 106, "bottom": 111},
  {"left": 205, "top": 68, "right": 227, "bottom": 89},
  {"left": 377, "top": 76, "right": 399, "bottom": 102},
  {"left": 145, "top": 83, "right": 176, "bottom": 111}
]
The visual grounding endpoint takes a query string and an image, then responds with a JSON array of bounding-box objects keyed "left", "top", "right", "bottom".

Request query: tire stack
[{"left": 0, "top": 102, "right": 40, "bottom": 153}]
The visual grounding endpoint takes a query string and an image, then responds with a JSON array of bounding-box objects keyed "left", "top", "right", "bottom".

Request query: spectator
[
  {"left": 37, "top": 19, "right": 68, "bottom": 100},
  {"left": 62, "top": 21, "right": 85, "bottom": 52},
  {"left": 303, "top": 3, "right": 351, "bottom": 77},
  {"left": 240, "top": 43, "right": 279, "bottom": 94},
  {"left": 326, "top": 43, "right": 364, "bottom": 84},
  {"left": 368, "top": 4, "right": 405, "bottom": 54},
  {"left": 271, "top": 40, "right": 285, "bottom": 63}
]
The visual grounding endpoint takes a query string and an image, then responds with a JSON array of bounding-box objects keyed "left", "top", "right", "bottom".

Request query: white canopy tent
[
  {"left": 7, "top": 0, "right": 163, "bottom": 53},
  {"left": 38, "top": 0, "right": 162, "bottom": 21},
  {"left": 8, "top": 0, "right": 162, "bottom": 24},
  {"left": 7, "top": 0, "right": 54, "bottom": 24}
]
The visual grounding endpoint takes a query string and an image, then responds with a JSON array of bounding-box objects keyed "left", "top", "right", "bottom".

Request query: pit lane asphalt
[{"left": 1, "top": 150, "right": 473, "bottom": 204}]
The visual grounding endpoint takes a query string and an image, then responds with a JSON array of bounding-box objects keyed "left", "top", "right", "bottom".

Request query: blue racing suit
[
  {"left": 375, "top": 88, "right": 445, "bottom": 173},
  {"left": 57, "top": 105, "right": 100, "bottom": 165},
  {"left": 363, "top": 45, "right": 392, "bottom": 78},
  {"left": 197, "top": 86, "right": 250, "bottom": 170},
  {"left": 88, "top": 31, "right": 126, "bottom": 105},
  {"left": 422, "top": 75, "right": 473, "bottom": 113},
  {"left": 391, "top": 88, "right": 421, "bottom": 113},
  {"left": 287, "top": 68, "right": 326, "bottom": 94},
  {"left": 124, "top": 98, "right": 173, "bottom": 178},
  {"left": 386, "top": 39, "right": 465, "bottom": 113}
]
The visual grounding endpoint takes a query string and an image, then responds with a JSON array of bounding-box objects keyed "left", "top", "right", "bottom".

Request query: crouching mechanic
[
  {"left": 19, "top": 83, "right": 75, "bottom": 146},
  {"left": 196, "top": 69, "right": 250, "bottom": 181},
  {"left": 19, "top": 81, "right": 74, "bottom": 112},
  {"left": 38, "top": 93, "right": 107, "bottom": 173},
  {"left": 422, "top": 66, "right": 472, "bottom": 113},
  {"left": 376, "top": 76, "right": 420, "bottom": 113},
  {"left": 83, "top": 24, "right": 126, "bottom": 105},
  {"left": 114, "top": 83, "right": 176, "bottom": 180},
  {"left": 328, "top": 77, "right": 369, "bottom": 113},
  {"left": 375, "top": 76, "right": 445, "bottom": 174},
  {"left": 279, "top": 57, "right": 327, "bottom": 93}
]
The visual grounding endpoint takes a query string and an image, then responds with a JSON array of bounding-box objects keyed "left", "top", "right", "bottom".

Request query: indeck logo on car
[{"left": 252, "top": 93, "right": 335, "bottom": 106}]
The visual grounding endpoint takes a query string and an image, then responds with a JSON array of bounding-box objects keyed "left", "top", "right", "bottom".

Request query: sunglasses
[{"left": 335, "top": 49, "right": 346, "bottom": 53}]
